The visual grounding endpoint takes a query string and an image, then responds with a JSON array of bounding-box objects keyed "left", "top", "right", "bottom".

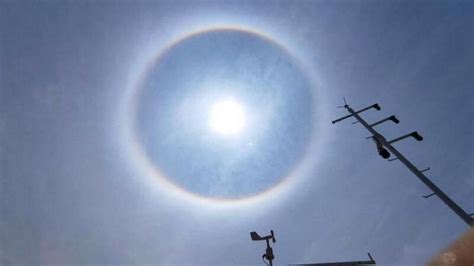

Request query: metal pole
[
  {"left": 266, "top": 239, "right": 273, "bottom": 266},
  {"left": 345, "top": 105, "right": 473, "bottom": 226}
]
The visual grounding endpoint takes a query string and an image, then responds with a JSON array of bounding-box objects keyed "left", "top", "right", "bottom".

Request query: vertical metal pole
[
  {"left": 345, "top": 106, "right": 473, "bottom": 226},
  {"left": 265, "top": 239, "right": 273, "bottom": 266}
]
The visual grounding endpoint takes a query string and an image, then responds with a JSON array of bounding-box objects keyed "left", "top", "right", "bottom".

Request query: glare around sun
[{"left": 209, "top": 99, "right": 246, "bottom": 136}]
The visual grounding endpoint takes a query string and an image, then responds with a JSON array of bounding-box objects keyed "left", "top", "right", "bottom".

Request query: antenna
[{"left": 332, "top": 101, "right": 473, "bottom": 227}]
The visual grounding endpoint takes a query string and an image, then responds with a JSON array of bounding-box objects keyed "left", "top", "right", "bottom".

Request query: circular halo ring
[{"left": 123, "top": 26, "right": 322, "bottom": 206}]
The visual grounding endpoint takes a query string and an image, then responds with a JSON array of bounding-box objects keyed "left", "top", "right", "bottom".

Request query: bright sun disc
[{"left": 209, "top": 99, "right": 246, "bottom": 136}]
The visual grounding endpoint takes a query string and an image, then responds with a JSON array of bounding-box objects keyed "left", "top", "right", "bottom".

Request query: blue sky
[{"left": 1, "top": 1, "right": 473, "bottom": 265}]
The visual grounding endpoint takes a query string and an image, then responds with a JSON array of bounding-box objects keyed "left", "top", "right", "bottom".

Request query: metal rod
[
  {"left": 423, "top": 192, "right": 436, "bottom": 198},
  {"left": 370, "top": 115, "right": 399, "bottom": 127},
  {"left": 331, "top": 104, "right": 380, "bottom": 124},
  {"left": 388, "top": 132, "right": 419, "bottom": 144},
  {"left": 420, "top": 167, "right": 430, "bottom": 173},
  {"left": 265, "top": 239, "right": 273, "bottom": 266},
  {"left": 368, "top": 253, "right": 375, "bottom": 262},
  {"left": 343, "top": 105, "right": 473, "bottom": 226}
]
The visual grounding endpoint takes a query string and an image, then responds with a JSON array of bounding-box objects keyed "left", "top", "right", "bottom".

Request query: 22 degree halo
[{"left": 132, "top": 28, "right": 316, "bottom": 200}]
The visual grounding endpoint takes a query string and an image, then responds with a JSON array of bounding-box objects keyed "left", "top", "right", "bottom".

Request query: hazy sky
[{"left": 1, "top": 1, "right": 473, "bottom": 265}]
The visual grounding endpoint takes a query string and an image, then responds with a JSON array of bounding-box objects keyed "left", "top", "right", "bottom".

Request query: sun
[{"left": 209, "top": 99, "right": 246, "bottom": 136}]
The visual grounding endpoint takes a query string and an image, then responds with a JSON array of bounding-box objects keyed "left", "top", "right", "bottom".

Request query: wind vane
[{"left": 250, "top": 230, "right": 276, "bottom": 266}]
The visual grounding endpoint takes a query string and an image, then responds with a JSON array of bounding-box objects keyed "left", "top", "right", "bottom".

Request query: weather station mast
[{"left": 332, "top": 99, "right": 473, "bottom": 227}]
